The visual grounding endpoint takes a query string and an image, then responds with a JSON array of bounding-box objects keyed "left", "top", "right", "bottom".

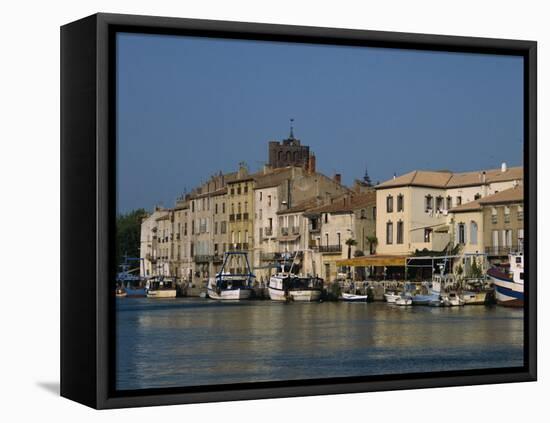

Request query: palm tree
[
  {"left": 345, "top": 238, "right": 358, "bottom": 259},
  {"left": 366, "top": 235, "right": 378, "bottom": 255}
]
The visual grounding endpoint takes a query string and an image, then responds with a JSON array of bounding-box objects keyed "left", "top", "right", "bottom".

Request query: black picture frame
[{"left": 60, "top": 12, "right": 537, "bottom": 409}]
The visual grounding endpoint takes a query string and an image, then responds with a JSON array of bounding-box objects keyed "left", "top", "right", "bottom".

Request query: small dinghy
[
  {"left": 340, "top": 292, "right": 368, "bottom": 302},
  {"left": 394, "top": 296, "right": 412, "bottom": 306}
]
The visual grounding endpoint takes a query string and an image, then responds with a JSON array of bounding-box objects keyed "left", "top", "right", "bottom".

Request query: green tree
[
  {"left": 345, "top": 238, "right": 357, "bottom": 259},
  {"left": 366, "top": 235, "right": 378, "bottom": 255},
  {"left": 116, "top": 208, "right": 148, "bottom": 265}
]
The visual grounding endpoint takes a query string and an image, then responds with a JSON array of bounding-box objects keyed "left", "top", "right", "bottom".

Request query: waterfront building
[
  {"left": 375, "top": 164, "right": 523, "bottom": 257},
  {"left": 253, "top": 165, "right": 351, "bottom": 280},
  {"left": 139, "top": 207, "right": 171, "bottom": 277},
  {"left": 479, "top": 185, "right": 524, "bottom": 261},
  {"left": 227, "top": 164, "right": 257, "bottom": 273},
  {"left": 304, "top": 191, "right": 376, "bottom": 281}
]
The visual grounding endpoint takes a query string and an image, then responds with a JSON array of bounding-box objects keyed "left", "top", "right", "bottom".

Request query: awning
[
  {"left": 277, "top": 234, "right": 300, "bottom": 242},
  {"left": 336, "top": 255, "right": 408, "bottom": 267}
]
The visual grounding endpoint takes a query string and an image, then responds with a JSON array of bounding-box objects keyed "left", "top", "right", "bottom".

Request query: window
[
  {"left": 424, "top": 228, "right": 432, "bottom": 243},
  {"left": 244, "top": 201, "right": 248, "bottom": 212},
  {"left": 268, "top": 195, "right": 272, "bottom": 206},
  {"left": 435, "top": 196, "right": 443, "bottom": 211},
  {"left": 215, "top": 203, "right": 218, "bottom": 214},
  {"left": 259, "top": 209, "right": 262, "bottom": 219},
  {"left": 504, "top": 206, "right": 510, "bottom": 223},
  {"left": 259, "top": 192, "right": 263, "bottom": 201},
  {"left": 237, "top": 186, "right": 241, "bottom": 195},
  {"left": 244, "top": 184, "right": 248, "bottom": 193},
  {"left": 214, "top": 221, "right": 218, "bottom": 235},
  {"left": 324, "top": 213, "right": 328, "bottom": 223},
  {"left": 386, "top": 221, "right": 393, "bottom": 244},
  {"left": 372, "top": 206, "right": 376, "bottom": 220},
  {"left": 184, "top": 222, "right": 187, "bottom": 236},
  {"left": 425, "top": 195, "right": 433, "bottom": 212},
  {"left": 396, "top": 221, "right": 404, "bottom": 244},
  {"left": 518, "top": 229, "right": 524, "bottom": 252},
  {"left": 397, "top": 194, "right": 404, "bottom": 212},
  {"left": 491, "top": 207, "right": 498, "bottom": 224},
  {"left": 191, "top": 201, "right": 195, "bottom": 212},
  {"left": 222, "top": 203, "right": 225, "bottom": 214},
  {"left": 474, "top": 193, "right": 481, "bottom": 200},
  {"left": 337, "top": 232, "right": 341, "bottom": 246},
  {"left": 470, "top": 221, "right": 478, "bottom": 245},
  {"left": 458, "top": 223, "right": 466, "bottom": 244},
  {"left": 325, "top": 233, "right": 329, "bottom": 246},
  {"left": 456, "top": 196, "right": 462, "bottom": 206},
  {"left": 386, "top": 195, "right": 394, "bottom": 213},
  {"left": 191, "top": 220, "right": 195, "bottom": 235},
  {"left": 446, "top": 196, "right": 452, "bottom": 210},
  {"left": 230, "top": 188, "right": 234, "bottom": 195},
  {"left": 517, "top": 205, "right": 524, "bottom": 220},
  {"left": 360, "top": 209, "right": 366, "bottom": 219}
]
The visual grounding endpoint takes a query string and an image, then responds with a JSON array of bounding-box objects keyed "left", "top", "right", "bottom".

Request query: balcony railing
[
  {"left": 319, "top": 244, "right": 342, "bottom": 253},
  {"left": 485, "top": 245, "right": 522, "bottom": 256},
  {"left": 194, "top": 254, "right": 213, "bottom": 263}
]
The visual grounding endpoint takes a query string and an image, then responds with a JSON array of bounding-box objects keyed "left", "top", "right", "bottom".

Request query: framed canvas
[{"left": 60, "top": 13, "right": 537, "bottom": 409}]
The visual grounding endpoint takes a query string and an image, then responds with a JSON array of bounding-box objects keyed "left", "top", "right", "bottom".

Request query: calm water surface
[{"left": 116, "top": 298, "right": 524, "bottom": 390}]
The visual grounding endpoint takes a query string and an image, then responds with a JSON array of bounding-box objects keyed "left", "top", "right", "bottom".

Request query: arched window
[
  {"left": 286, "top": 151, "right": 291, "bottom": 161},
  {"left": 278, "top": 151, "right": 283, "bottom": 161},
  {"left": 470, "top": 221, "right": 478, "bottom": 245}
]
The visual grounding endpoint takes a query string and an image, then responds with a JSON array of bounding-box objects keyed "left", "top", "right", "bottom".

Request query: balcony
[
  {"left": 194, "top": 254, "right": 213, "bottom": 263},
  {"left": 281, "top": 227, "right": 289, "bottom": 236},
  {"left": 291, "top": 226, "right": 300, "bottom": 235},
  {"left": 485, "top": 245, "right": 522, "bottom": 256},
  {"left": 319, "top": 244, "right": 342, "bottom": 254}
]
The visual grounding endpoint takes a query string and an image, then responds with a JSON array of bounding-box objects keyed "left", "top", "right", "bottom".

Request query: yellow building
[{"left": 227, "top": 165, "right": 257, "bottom": 273}]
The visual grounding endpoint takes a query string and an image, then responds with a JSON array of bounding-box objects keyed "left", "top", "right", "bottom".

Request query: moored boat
[
  {"left": 395, "top": 296, "right": 412, "bottom": 306},
  {"left": 268, "top": 252, "right": 323, "bottom": 302},
  {"left": 384, "top": 291, "right": 401, "bottom": 303},
  {"left": 207, "top": 251, "right": 254, "bottom": 300},
  {"left": 487, "top": 253, "right": 524, "bottom": 307},
  {"left": 340, "top": 292, "right": 368, "bottom": 302},
  {"left": 146, "top": 277, "right": 177, "bottom": 298}
]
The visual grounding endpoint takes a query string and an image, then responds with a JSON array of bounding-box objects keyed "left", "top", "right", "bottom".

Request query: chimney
[
  {"left": 334, "top": 173, "right": 342, "bottom": 184},
  {"left": 501, "top": 162, "right": 507, "bottom": 173},
  {"left": 263, "top": 164, "right": 273, "bottom": 175},
  {"left": 308, "top": 153, "right": 316, "bottom": 174}
]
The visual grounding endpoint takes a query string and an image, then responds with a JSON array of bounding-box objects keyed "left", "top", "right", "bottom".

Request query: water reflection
[{"left": 116, "top": 299, "right": 523, "bottom": 390}]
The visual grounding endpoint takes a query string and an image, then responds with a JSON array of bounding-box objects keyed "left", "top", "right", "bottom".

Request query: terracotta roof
[
  {"left": 450, "top": 185, "right": 523, "bottom": 213},
  {"left": 377, "top": 166, "right": 523, "bottom": 189},
  {"left": 448, "top": 200, "right": 482, "bottom": 213},
  {"left": 478, "top": 185, "right": 523, "bottom": 205},
  {"left": 277, "top": 197, "right": 321, "bottom": 215},
  {"left": 254, "top": 167, "right": 297, "bottom": 189},
  {"left": 305, "top": 192, "right": 376, "bottom": 215}
]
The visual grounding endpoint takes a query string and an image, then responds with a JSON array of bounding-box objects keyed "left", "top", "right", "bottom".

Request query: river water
[{"left": 116, "top": 298, "right": 524, "bottom": 390}]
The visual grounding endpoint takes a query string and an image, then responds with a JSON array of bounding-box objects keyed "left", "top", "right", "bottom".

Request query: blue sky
[{"left": 117, "top": 32, "right": 523, "bottom": 213}]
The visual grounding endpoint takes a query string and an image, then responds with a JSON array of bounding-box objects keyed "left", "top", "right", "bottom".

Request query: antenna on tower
[{"left": 289, "top": 118, "right": 295, "bottom": 139}]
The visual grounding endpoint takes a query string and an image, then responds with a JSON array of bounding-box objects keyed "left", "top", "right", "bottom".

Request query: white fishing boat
[
  {"left": 207, "top": 251, "right": 254, "bottom": 300},
  {"left": 146, "top": 277, "right": 177, "bottom": 298},
  {"left": 487, "top": 253, "right": 524, "bottom": 307},
  {"left": 340, "top": 292, "right": 368, "bottom": 302},
  {"left": 461, "top": 290, "right": 491, "bottom": 305},
  {"left": 268, "top": 252, "right": 323, "bottom": 302}
]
